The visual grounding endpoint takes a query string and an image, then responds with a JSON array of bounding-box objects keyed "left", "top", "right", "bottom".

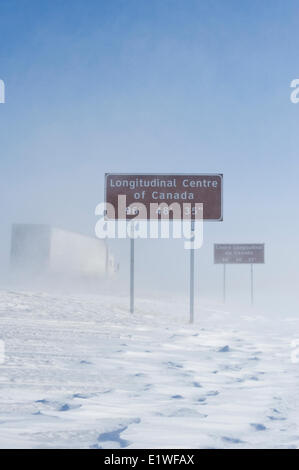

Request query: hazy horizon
[{"left": 1, "top": 0, "right": 299, "bottom": 313}]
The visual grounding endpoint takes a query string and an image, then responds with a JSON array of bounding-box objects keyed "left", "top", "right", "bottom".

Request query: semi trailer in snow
[{"left": 10, "top": 224, "right": 117, "bottom": 281}]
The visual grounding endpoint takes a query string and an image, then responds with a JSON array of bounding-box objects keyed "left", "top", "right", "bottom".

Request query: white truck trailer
[{"left": 10, "top": 224, "right": 117, "bottom": 281}]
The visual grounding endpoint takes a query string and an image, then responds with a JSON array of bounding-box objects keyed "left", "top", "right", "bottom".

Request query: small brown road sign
[{"left": 214, "top": 244, "right": 265, "bottom": 264}]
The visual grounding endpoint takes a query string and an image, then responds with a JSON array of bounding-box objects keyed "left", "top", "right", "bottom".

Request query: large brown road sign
[{"left": 105, "top": 173, "right": 223, "bottom": 220}]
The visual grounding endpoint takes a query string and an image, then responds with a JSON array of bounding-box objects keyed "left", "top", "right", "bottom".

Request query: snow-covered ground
[{"left": 0, "top": 289, "right": 298, "bottom": 449}]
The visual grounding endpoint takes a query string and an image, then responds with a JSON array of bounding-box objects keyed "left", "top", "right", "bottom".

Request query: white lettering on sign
[
  {"left": 110, "top": 177, "right": 178, "bottom": 190},
  {"left": 151, "top": 191, "right": 194, "bottom": 200},
  {"left": 182, "top": 179, "right": 218, "bottom": 188}
]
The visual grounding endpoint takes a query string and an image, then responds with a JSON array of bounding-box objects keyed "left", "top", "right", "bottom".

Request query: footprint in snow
[
  {"left": 59, "top": 403, "right": 81, "bottom": 412},
  {"left": 233, "top": 374, "right": 259, "bottom": 384},
  {"left": 197, "top": 397, "right": 207, "bottom": 403},
  {"left": 217, "top": 345, "right": 230, "bottom": 353},
  {"left": 166, "top": 361, "right": 183, "bottom": 369},
  {"left": 250, "top": 423, "right": 267, "bottom": 431},
  {"left": 35, "top": 399, "right": 81, "bottom": 414},
  {"left": 207, "top": 390, "right": 219, "bottom": 397},
  {"left": 72, "top": 393, "right": 90, "bottom": 399},
  {"left": 268, "top": 415, "right": 286, "bottom": 421},
  {"left": 97, "top": 426, "right": 130, "bottom": 449},
  {"left": 222, "top": 436, "right": 245, "bottom": 444},
  {"left": 193, "top": 381, "right": 202, "bottom": 388}
]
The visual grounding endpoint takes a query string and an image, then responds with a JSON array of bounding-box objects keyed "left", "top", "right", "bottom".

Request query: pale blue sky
[{"left": 1, "top": 0, "right": 299, "bottom": 310}]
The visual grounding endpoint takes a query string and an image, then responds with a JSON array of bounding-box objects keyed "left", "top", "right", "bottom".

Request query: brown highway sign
[
  {"left": 214, "top": 244, "right": 265, "bottom": 264},
  {"left": 105, "top": 173, "right": 223, "bottom": 220}
]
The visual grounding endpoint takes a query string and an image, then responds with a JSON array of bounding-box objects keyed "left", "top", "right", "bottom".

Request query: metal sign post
[
  {"left": 223, "top": 264, "right": 226, "bottom": 303},
  {"left": 130, "top": 222, "right": 135, "bottom": 314},
  {"left": 189, "top": 220, "right": 195, "bottom": 324},
  {"left": 250, "top": 263, "right": 254, "bottom": 307}
]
